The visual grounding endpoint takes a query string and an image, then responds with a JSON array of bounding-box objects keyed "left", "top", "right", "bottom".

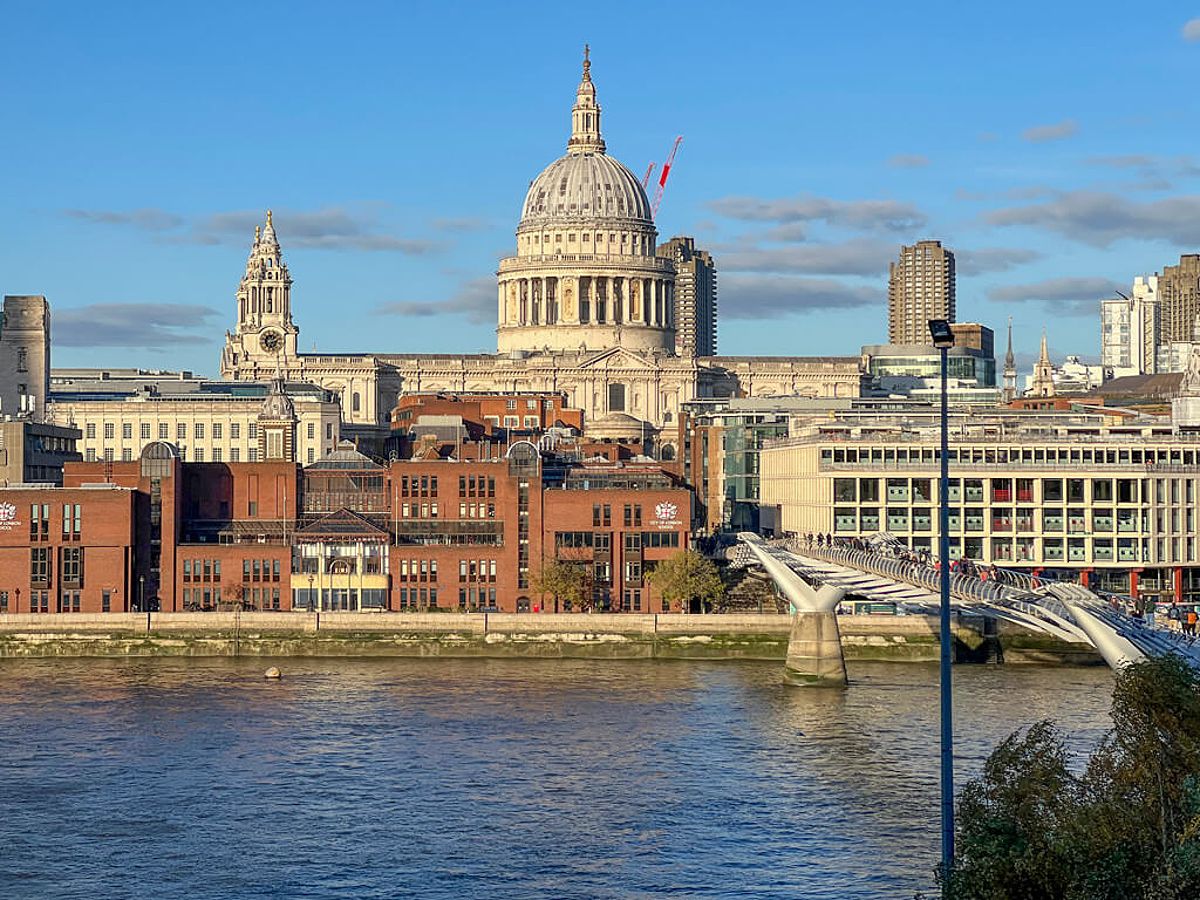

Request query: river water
[{"left": 0, "top": 658, "right": 1113, "bottom": 899}]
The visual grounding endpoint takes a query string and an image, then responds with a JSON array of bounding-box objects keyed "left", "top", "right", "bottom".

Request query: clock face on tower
[{"left": 260, "top": 329, "right": 284, "bottom": 354}]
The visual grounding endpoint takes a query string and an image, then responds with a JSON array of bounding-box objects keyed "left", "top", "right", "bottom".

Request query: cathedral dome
[
  {"left": 520, "top": 154, "right": 651, "bottom": 227},
  {"left": 497, "top": 47, "right": 677, "bottom": 358}
]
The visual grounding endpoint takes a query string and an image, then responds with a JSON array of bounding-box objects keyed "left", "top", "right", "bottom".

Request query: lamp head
[{"left": 928, "top": 319, "right": 955, "bottom": 349}]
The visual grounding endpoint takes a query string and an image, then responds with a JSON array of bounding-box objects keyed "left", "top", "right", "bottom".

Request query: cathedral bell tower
[{"left": 220, "top": 211, "right": 300, "bottom": 381}]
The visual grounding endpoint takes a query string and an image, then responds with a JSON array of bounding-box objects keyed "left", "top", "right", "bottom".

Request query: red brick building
[{"left": 0, "top": 439, "right": 693, "bottom": 614}]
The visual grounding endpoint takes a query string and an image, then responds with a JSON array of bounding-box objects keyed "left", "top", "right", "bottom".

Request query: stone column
[
  {"left": 783, "top": 611, "right": 848, "bottom": 687},
  {"left": 498, "top": 281, "right": 506, "bottom": 326}
]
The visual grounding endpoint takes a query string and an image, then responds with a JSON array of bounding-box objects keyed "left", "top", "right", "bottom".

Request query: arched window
[{"left": 352, "top": 392, "right": 361, "bottom": 413}]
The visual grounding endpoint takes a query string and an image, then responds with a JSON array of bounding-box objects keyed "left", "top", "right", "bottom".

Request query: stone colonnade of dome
[{"left": 497, "top": 256, "right": 675, "bottom": 353}]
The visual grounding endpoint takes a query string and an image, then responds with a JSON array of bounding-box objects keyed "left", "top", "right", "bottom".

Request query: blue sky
[{"left": 4, "top": 2, "right": 1200, "bottom": 374}]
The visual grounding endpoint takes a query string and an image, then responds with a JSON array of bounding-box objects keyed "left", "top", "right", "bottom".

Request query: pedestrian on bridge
[{"left": 1186, "top": 608, "right": 1198, "bottom": 637}]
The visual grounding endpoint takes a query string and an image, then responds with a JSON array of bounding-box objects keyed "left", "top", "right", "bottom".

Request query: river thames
[{"left": 0, "top": 658, "right": 1113, "bottom": 899}]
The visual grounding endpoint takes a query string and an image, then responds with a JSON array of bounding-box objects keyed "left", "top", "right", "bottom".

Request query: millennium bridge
[{"left": 736, "top": 533, "right": 1200, "bottom": 685}]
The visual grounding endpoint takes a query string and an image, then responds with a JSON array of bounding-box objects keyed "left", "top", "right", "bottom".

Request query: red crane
[{"left": 651, "top": 136, "right": 683, "bottom": 218}]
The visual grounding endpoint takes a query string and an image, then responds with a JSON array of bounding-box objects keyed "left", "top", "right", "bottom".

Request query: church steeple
[
  {"left": 1002, "top": 316, "right": 1017, "bottom": 403},
  {"left": 236, "top": 210, "right": 293, "bottom": 335},
  {"left": 568, "top": 44, "right": 605, "bottom": 155},
  {"left": 1031, "top": 328, "right": 1056, "bottom": 398}
]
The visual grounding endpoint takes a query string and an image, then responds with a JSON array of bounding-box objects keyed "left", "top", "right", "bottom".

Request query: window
[
  {"left": 104, "top": 423, "right": 115, "bottom": 439},
  {"left": 159, "top": 423, "right": 169, "bottom": 439},
  {"left": 61, "top": 547, "right": 83, "bottom": 585},
  {"left": 352, "top": 392, "right": 361, "bottom": 412},
  {"left": 195, "top": 423, "right": 205, "bottom": 439},
  {"left": 308, "top": 422, "right": 315, "bottom": 439},
  {"left": 177, "top": 423, "right": 187, "bottom": 440},
  {"left": 231, "top": 423, "right": 240, "bottom": 439},
  {"left": 31, "top": 547, "right": 50, "bottom": 583},
  {"left": 86, "top": 423, "right": 96, "bottom": 439},
  {"left": 607, "top": 382, "right": 626, "bottom": 412},
  {"left": 213, "top": 423, "right": 222, "bottom": 439},
  {"left": 16, "top": 347, "right": 27, "bottom": 372},
  {"left": 141, "top": 423, "right": 151, "bottom": 440}
]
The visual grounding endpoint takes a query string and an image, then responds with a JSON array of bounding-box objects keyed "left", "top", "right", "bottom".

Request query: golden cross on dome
[{"left": 583, "top": 44, "right": 590, "bottom": 78}]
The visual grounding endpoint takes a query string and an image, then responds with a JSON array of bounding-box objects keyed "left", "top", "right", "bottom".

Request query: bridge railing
[{"left": 783, "top": 540, "right": 1028, "bottom": 607}]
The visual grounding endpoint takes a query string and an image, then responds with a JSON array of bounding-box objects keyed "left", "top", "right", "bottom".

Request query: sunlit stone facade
[{"left": 218, "top": 50, "right": 863, "bottom": 456}]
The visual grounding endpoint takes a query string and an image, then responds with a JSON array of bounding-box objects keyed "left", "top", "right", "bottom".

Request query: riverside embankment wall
[{"left": 0, "top": 613, "right": 1101, "bottom": 664}]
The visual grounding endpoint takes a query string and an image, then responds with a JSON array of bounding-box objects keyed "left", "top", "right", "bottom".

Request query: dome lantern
[{"left": 568, "top": 44, "right": 605, "bottom": 156}]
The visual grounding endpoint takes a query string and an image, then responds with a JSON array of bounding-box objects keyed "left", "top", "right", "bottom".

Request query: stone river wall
[{"left": 0, "top": 612, "right": 1102, "bottom": 664}]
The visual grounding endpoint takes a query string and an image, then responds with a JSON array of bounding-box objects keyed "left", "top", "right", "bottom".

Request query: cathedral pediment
[{"left": 574, "top": 346, "right": 659, "bottom": 371}]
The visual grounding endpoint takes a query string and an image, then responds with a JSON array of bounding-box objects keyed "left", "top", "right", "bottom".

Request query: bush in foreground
[{"left": 942, "top": 656, "right": 1200, "bottom": 899}]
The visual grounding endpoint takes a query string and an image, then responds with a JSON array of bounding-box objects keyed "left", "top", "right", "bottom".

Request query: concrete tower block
[{"left": 783, "top": 611, "right": 848, "bottom": 687}]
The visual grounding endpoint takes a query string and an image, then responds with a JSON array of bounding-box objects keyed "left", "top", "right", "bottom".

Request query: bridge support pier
[{"left": 784, "top": 611, "right": 847, "bottom": 687}]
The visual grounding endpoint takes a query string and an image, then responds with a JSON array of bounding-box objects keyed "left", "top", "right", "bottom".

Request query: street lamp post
[
  {"left": 929, "top": 318, "right": 957, "bottom": 878},
  {"left": 307, "top": 574, "right": 315, "bottom": 613},
  {"left": 138, "top": 575, "right": 145, "bottom": 613}
]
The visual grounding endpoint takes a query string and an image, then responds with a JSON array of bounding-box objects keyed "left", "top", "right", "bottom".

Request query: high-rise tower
[
  {"left": 658, "top": 236, "right": 717, "bottom": 357},
  {"left": 887, "top": 240, "right": 956, "bottom": 345},
  {"left": 1157, "top": 254, "right": 1200, "bottom": 345}
]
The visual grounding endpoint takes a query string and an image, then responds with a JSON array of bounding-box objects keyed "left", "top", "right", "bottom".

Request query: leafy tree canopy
[
  {"left": 943, "top": 656, "right": 1200, "bottom": 900},
  {"left": 647, "top": 549, "right": 724, "bottom": 611}
]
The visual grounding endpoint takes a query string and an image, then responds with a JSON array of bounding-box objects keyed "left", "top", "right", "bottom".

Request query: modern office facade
[
  {"left": 760, "top": 409, "right": 1200, "bottom": 602},
  {"left": 887, "top": 240, "right": 956, "bottom": 345},
  {"left": 0, "top": 420, "right": 81, "bottom": 485}
]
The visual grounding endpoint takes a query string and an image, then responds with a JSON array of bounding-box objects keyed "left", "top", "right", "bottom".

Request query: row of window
[
  {"left": 397, "top": 559, "right": 439, "bottom": 582},
  {"left": 0, "top": 589, "right": 111, "bottom": 613},
  {"left": 397, "top": 587, "right": 438, "bottom": 609},
  {"left": 833, "top": 477, "right": 1159, "bottom": 505},
  {"left": 459, "top": 475, "right": 497, "bottom": 498},
  {"left": 823, "top": 446, "right": 1200, "bottom": 466},
  {"left": 30, "top": 547, "right": 83, "bottom": 586},
  {"left": 28, "top": 504, "right": 82, "bottom": 541},
  {"left": 182, "top": 586, "right": 281, "bottom": 609},
  {"left": 459, "top": 559, "right": 497, "bottom": 582},
  {"left": 84, "top": 421, "right": 336, "bottom": 442},
  {"left": 832, "top": 506, "right": 1164, "bottom": 534},
  {"left": 556, "top": 531, "right": 680, "bottom": 550},
  {"left": 399, "top": 475, "right": 438, "bottom": 498},
  {"left": 590, "top": 504, "right": 646, "bottom": 528}
]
